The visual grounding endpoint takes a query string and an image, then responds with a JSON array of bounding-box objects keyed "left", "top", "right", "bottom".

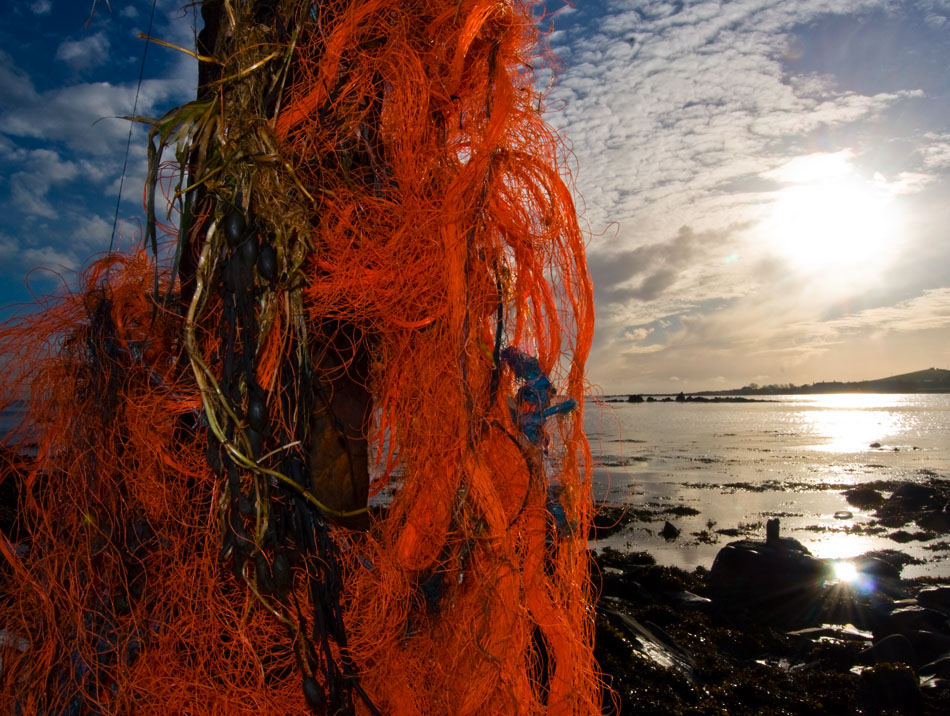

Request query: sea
[
  {"left": 5, "top": 394, "right": 949, "bottom": 577},
  {"left": 585, "top": 393, "right": 950, "bottom": 578}
]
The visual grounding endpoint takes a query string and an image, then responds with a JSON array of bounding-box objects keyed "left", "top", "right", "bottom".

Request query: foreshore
[
  {"left": 4, "top": 444, "right": 949, "bottom": 714},
  {"left": 591, "top": 475, "right": 950, "bottom": 714}
]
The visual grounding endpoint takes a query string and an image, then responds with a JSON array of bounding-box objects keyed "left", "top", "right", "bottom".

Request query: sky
[
  {"left": 0, "top": 0, "right": 196, "bottom": 300},
  {"left": 1, "top": 1, "right": 949, "bottom": 394}
]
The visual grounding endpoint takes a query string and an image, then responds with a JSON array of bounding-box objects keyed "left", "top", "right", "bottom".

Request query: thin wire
[{"left": 109, "top": 0, "right": 159, "bottom": 254}]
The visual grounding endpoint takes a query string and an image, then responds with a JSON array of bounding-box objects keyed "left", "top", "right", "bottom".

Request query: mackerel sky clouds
[
  {"left": 1, "top": 1, "right": 949, "bottom": 392},
  {"left": 544, "top": 0, "right": 950, "bottom": 392}
]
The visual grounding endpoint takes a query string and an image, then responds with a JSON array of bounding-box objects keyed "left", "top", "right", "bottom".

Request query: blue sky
[
  {"left": 2, "top": 1, "right": 949, "bottom": 393},
  {"left": 0, "top": 0, "right": 195, "bottom": 303}
]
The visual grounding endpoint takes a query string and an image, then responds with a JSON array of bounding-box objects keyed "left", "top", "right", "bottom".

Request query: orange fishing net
[{"left": 0, "top": 1, "right": 600, "bottom": 714}]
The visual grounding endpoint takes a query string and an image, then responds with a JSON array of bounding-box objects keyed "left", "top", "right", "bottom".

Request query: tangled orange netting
[{"left": 0, "top": 1, "right": 600, "bottom": 714}]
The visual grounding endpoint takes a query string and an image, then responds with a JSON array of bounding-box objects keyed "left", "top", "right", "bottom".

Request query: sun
[{"left": 761, "top": 153, "right": 900, "bottom": 277}]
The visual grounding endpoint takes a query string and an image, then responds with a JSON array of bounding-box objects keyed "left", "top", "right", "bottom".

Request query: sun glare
[
  {"left": 762, "top": 154, "right": 899, "bottom": 277},
  {"left": 799, "top": 395, "right": 905, "bottom": 453},
  {"left": 831, "top": 560, "right": 858, "bottom": 583}
]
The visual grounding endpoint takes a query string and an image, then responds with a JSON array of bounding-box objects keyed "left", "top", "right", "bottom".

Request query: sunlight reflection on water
[
  {"left": 801, "top": 408, "right": 906, "bottom": 452},
  {"left": 587, "top": 393, "right": 950, "bottom": 577},
  {"left": 790, "top": 393, "right": 915, "bottom": 453}
]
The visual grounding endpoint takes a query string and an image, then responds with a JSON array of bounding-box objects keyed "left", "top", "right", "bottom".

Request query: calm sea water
[
  {"left": 6, "top": 394, "right": 949, "bottom": 576},
  {"left": 585, "top": 394, "right": 950, "bottom": 578}
]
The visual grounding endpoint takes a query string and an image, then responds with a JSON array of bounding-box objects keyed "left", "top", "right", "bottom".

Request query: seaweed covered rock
[
  {"left": 844, "top": 485, "right": 885, "bottom": 510},
  {"left": 709, "top": 522, "right": 825, "bottom": 620}
]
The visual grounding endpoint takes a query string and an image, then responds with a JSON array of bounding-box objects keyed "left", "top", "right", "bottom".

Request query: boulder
[
  {"left": 660, "top": 521, "right": 681, "bottom": 541},
  {"left": 878, "top": 606, "right": 948, "bottom": 638},
  {"left": 887, "top": 482, "right": 938, "bottom": 511},
  {"left": 857, "top": 633, "right": 918, "bottom": 669},
  {"left": 857, "top": 663, "right": 923, "bottom": 715},
  {"left": 918, "top": 510, "right": 950, "bottom": 532},
  {"left": 844, "top": 486, "right": 884, "bottom": 510},
  {"left": 903, "top": 630, "right": 950, "bottom": 666},
  {"left": 709, "top": 533, "right": 825, "bottom": 618},
  {"left": 853, "top": 555, "right": 902, "bottom": 585},
  {"left": 917, "top": 586, "right": 950, "bottom": 614}
]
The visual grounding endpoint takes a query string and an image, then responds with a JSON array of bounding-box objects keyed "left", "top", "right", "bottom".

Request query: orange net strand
[{"left": 0, "top": 1, "right": 601, "bottom": 714}]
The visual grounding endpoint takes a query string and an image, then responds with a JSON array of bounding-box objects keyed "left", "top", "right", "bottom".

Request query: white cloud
[
  {"left": 626, "top": 327, "right": 653, "bottom": 341},
  {"left": 29, "top": 0, "right": 52, "bottom": 15},
  {"left": 919, "top": 133, "right": 950, "bottom": 169},
  {"left": 798, "top": 288, "right": 950, "bottom": 338},
  {"left": 8, "top": 149, "right": 80, "bottom": 218},
  {"left": 871, "top": 171, "right": 933, "bottom": 195},
  {"left": 542, "top": 1, "right": 950, "bottom": 390},
  {"left": 21, "top": 245, "right": 79, "bottom": 272},
  {"left": 0, "top": 54, "right": 38, "bottom": 106},
  {"left": 0, "top": 233, "right": 17, "bottom": 262},
  {"left": 56, "top": 32, "right": 111, "bottom": 72},
  {"left": 764, "top": 150, "right": 856, "bottom": 183},
  {"left": 546, "top": 0, "right": 923, "bottom": 242},
  {"left": 0, "top": 77, "right": 187, "bottom": 156},
  {"left": 71, "top": 214, "right": 113, "bottom": 248}
]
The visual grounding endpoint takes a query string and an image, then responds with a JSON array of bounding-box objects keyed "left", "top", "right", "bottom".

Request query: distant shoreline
[
  {"left": 602, "top": 394, "right": 776, "bottom": 403},
  {"left": 611, "top": 367, "right": 950, "bottom": 399}
]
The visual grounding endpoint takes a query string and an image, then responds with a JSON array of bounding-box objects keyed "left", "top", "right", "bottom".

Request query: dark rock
[
  {"left": 857, "top": 663, "right": 923, "bottom": 715},
  {"left": 788, "top": 624, "right": 873, "bottom": 645},
  {"left": 870, "top": 442, "right": 882, "bottom": 448},
  {"left": 666, "top": 590, "right": 712, "bottom": 611},
  {"left": 855, "top": 555, "right": 902, "bottom": 583},
  {"left": 903, "top": 630, "right": 950, "bottom": 666},
  {"left": 660, "top": 521, "right": 681, "bottom": 541},
  {"left": 627, "top": 394, "right": 644, "bottom": 403},
  {"left": 879, "top": 606, "right": 948, "bottom": 637},
  {"left": 598, "top": 571, "right": 655, "bottom": 604},
  {"left": 600, "top": 602, "right": 697, "bottom": 684},
  {"left": 844, "top": 486, "right": 884, "bottom": 510},
  {"left": 920, "top": 655, "right": 950, "bottom": 680},
  {"left": 888, "top": 528, "right": 937, "bottom": 543},
  {"left": 888, "top": 482, "right": 938, "bottom": 511},
  {"left": 709, "top": 536, "right": 825, "bottom": 619},
  {"left": 857, "top": 633, "right": 919, "bottom": 668},
  {"left": 917, "top": 586, "right": 950, "bottom": 614},
  {"left": 833, "top": 510, "right": 853, "bottom": 520},
  {"left": 918, "top": 510, "right": 950, "bottom": 532}
]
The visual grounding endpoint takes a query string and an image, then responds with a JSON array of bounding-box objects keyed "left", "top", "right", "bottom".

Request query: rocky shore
[
  {"left": 5, "top": 441, "right": 949, "bottom": 713},
  {"left": 593, "top": 476, "right": 950, "bottom": 714}
]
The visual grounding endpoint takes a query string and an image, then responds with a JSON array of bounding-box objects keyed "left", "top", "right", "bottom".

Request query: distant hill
[{"left": 697, "top": 367, "right": 950, "bottom": 396}]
